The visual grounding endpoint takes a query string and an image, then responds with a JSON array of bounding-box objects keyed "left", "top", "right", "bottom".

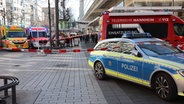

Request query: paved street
[{"left": 0, "top": 42, "right": 184, "bottom": 104}]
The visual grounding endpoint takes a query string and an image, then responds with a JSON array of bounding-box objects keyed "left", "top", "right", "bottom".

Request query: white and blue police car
[{"left": 88, "top": 33, "right": 184, "bottom": 101}]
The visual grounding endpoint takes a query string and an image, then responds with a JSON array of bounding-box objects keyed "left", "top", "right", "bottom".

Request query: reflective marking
[{"left": 122, "top": 63, "right": 138, "bottom": 72}]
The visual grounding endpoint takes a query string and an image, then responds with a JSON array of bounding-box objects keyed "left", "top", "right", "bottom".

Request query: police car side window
[
  {"left": 111, "top": 42, "right": 122, "bottom": 53},
  {"left": 120, "top": 42, "right": 135, "bottom": 54},
  {"left": 95, "top": 42, "right": 108, "bottom": 50}
]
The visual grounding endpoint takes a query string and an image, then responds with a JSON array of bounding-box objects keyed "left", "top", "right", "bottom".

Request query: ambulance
[
  {"left": 99, "top": 6, "right": 184, "bottom": 50},
  {"left": 26, "top": 27, "right": 50, "bottom": 48},
  {"left": 1, "top": 25, "right": 28, "bottom": 49}
]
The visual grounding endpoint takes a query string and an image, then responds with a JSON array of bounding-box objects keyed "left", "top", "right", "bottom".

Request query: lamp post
[
  {"left": 55, "top": 0, "right": 59, "bottom": 48},
  {"left": 48, "top": 0, "right": 52, "bottom": 49}
]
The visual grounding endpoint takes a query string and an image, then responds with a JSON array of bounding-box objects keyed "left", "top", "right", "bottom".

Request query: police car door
[
  {"left": 100, "top": 41, "right": 119, "bottom": 77},
  {"left": 117, "top": 41, "right": 143, "bottom": 83}
]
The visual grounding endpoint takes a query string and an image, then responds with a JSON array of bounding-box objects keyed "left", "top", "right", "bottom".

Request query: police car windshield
[{"left": 138, "top": 42, "right": 180, "bottom": 56}]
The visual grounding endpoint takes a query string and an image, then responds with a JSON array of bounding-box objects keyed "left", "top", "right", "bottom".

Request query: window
[
  {"left": 140, "top": 23, "right": 168, "bottom": 38},
  {"left": 138, "top": 42, "right": 180, "bottom": 56},
  {"left": 32, "top": 32, "right": 47, "bottom": 38},
  {"left": 95, "top": 41, "right": 119, "bottom": 51},
  {"left": 95, "top": 42, "right": 109, "bottom": 50},
  {"left": 7, "top": 32, "right": 26, "bottom": 38},
  {"left": 174, "top": 23, "right": 184, "bottom": 36},
  {"left": 106, "top": 24, "right": 139, "bottom": 39},
  {"left": 118, "top": 41, "right": 135, "bottom": 54}
]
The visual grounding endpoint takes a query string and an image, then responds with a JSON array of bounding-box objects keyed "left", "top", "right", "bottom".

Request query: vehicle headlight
[{"left": 178, "top": 70, "right": 184, "bottom": 77}]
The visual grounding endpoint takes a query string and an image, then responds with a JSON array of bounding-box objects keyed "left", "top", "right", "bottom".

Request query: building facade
[
  {"left": 0, "top": 0, "right": 48, "bottom": 27},
  {"left": 42, "top": 7, "right": 55, "bottom": 32},
  {"left": 0, "top": 0, "right": 6, "bottom": 25}
]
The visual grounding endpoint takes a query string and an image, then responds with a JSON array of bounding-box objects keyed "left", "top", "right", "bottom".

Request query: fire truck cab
[
  {"left": 100, "top": 6, "right": 184, "bottom": 50},
  {"left": 26, "top": 27, "right": 50, "bottom": 48}
]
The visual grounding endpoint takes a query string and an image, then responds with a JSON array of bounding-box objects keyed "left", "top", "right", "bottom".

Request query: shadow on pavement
[
  {"left": 0, "top": 90, "right": 41, "bottom": 104},
  {"left": 97, "top": 76, "right": 184, "bottom": 104}
]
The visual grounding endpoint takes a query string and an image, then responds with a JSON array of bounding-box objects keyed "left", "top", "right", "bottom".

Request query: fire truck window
[
  {"left": 140, "top": 23, "right": 168, "bottom": 38},
  {"left": 174, "top": 23, "right": 184, "bottom": 36},
  {"left": 106, "top": 25, "right": 139, "bottom": 39}
]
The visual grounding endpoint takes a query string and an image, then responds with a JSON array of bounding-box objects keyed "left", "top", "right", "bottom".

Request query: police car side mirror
[{"left": 131, "top": 50, "right": 142, "bottom": 57}]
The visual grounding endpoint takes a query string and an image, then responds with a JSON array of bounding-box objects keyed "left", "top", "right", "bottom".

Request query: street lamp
[{"left": 48, "top": 0, "right": 52, "bottom": 49}]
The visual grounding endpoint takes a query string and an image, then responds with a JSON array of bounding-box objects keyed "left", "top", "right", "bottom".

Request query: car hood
[{"left": 150, "top": 53, "right": 184, "bottom": 69}]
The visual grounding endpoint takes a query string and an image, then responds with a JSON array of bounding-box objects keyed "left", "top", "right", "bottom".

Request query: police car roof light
[{"left": 122, "top": 33, "right": 152, "bottom": 39}]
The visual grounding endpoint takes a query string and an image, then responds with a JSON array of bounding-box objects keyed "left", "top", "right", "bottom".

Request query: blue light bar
[
  {"left": 122, "top": 33, "right": 152, "bottom": 38},
  {"left": 7, "top": 26, "right": 10, "bottom": 28}
]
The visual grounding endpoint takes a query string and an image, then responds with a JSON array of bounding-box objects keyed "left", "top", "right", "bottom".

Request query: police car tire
[
  {"left": 94, "top": 62, "right": 106, "bottom": 80},
  {"left": 153, "top": 73, "right": 177, "bottom": 101}
]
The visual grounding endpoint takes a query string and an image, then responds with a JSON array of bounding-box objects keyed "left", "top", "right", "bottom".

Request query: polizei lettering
[{"left": 122, "top": 63, "right": 138, "bottom": 72}]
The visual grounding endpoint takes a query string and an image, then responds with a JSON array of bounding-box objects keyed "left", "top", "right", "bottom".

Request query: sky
[
  {"left": 66, "top": 0, "right": 79, "bottom": 20},
  {"left": 38, "top": 0, "right": 79, "bottom": 20}
]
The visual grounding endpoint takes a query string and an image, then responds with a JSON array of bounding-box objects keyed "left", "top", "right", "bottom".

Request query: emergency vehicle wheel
[
  {"left": 152, "top": 73, "right": 177, "bottom": 101},
  {"left": 94, "top": 62, "right": 106, "bottom": 80}
]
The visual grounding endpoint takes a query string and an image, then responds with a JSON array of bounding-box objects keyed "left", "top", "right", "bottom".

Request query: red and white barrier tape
[
  {"left": 21, "top": 48, "right": 95, "bottom": 53},
  {"left": 0, "top": 47, "right": 108, "bottom": 53}
]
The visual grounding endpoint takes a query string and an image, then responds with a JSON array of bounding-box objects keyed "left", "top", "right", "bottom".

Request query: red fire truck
[
  {"left": 26, "top": 27, "right": 50, "bottom": 48},
  {"left": 99, "top": 6, "right": 184, "bottom": 49}
]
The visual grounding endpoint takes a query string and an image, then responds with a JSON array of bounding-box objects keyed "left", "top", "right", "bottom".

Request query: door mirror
[{"left": 131, "top": 50, "right": 142, "bottom": 57}]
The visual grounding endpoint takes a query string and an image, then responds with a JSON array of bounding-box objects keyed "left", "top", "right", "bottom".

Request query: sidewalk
[{"left": 0, "top": 44, "right": 107, "bottom": 104}]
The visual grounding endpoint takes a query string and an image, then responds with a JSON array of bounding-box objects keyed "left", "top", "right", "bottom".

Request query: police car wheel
[
  {"left": 153, "top": 73, "right": 177, "bottom": 101},
  {"left": 94, "top": 62, "right": 106, "bottom": 80}
]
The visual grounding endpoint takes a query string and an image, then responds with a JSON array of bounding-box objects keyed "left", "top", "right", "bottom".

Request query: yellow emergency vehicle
[{"left": 1, "top": 25, "right": 29, "bottom": 49}]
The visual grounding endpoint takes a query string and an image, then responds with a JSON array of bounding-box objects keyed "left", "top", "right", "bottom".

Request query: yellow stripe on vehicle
[
  {"left": 105, "top": 68, "right": 150, "bottom": 87},
  {"left": 88, "top": 60, "right": 94, "bottom": 68},
  {"left": 105, "top": 68, "right": 118, "bottom": 76}
]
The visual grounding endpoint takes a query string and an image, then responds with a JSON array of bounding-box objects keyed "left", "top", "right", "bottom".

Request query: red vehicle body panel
[{"left": 100, "top": 11, "right": 184, "bottom": 49}]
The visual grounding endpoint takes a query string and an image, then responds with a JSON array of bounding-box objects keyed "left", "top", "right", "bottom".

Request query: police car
[{"left": 88, "top": 33, "right": 184, "bottom": 101}]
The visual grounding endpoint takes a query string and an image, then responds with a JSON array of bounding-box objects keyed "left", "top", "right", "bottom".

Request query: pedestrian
[{"left": 97, "top": 31, "right": 101, "bottom": 42}]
